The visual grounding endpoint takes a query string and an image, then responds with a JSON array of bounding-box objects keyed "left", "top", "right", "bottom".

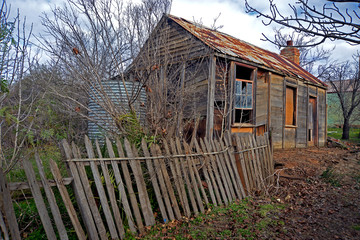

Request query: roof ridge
[{"left": 166, "top": 14, "right": 326, "bottom": 87}]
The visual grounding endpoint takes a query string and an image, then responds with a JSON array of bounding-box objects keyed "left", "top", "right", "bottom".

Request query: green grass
[
  {"left": 327, "top": 127, "right": 360, "bottom": 144},
  {"left": 142, "top": 198, "right": 286, "bottom": 239},
  {"left": 320, "top": 167, "right": 342, "bottom": 187}
]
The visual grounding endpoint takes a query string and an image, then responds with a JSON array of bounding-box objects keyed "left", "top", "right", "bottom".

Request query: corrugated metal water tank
[{"left": 88, "top": 80, "right": 146, "bottom": 141}]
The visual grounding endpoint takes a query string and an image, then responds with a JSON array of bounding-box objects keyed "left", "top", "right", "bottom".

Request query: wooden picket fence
[{"left": 0, "top": 132, "right": 274, "bottom": 239}]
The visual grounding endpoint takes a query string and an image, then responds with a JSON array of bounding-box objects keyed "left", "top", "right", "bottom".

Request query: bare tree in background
[
  {"left": 0, "top": 0, "right": 38, "bottom": 173},
  {"left": 40, "top": 0, "right": 173, "bottom": 142},
  {"left": 324, "top": 53, "right": 360, "bottom": 139},
  {"left": 245, "top": 0, "right": 360, "bottom": 46},
  {"left": 269, "top": 28, "right": 335, "bottom": 79}
]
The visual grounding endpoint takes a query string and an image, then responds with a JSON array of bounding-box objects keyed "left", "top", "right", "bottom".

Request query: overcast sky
[{"left": 9, "top": 0, "right": 360, "bottom": 63}]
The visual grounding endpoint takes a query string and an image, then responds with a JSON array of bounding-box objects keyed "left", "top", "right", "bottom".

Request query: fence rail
[{"left": 0, "top": 132, "right": 274, "bottom": 239}]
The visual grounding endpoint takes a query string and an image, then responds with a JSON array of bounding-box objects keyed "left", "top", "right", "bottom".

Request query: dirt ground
[
  {"left": 272, "top": 145, "right": 360, "bottom": 240},
  {"left": 143, "top": 144, "right": 360, "bottom": 239}
]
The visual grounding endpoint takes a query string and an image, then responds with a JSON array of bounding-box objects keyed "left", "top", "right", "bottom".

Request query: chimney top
[{"left": 280, "top": 41, "right": 300, "bottom": 65}]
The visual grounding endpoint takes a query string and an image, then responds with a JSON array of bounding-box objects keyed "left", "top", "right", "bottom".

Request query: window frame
[{"left": 233, "top": 63, "right": 256, "bottom": 124}]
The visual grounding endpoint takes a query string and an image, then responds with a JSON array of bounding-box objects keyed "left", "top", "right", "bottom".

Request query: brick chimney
[{"left": 280, "top": 40, "right": 300, "bottom": 65}]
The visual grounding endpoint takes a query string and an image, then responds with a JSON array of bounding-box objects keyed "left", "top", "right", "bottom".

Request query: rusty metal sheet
[{"left": 168, "top": 15, "right": 325, "bottom": 87}]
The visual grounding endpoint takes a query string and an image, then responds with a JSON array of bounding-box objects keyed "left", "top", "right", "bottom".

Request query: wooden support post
[
  {"left": 282, "top": 77, "right": 286, "bottom": 149},
  {"left": 206, "top": 56, "right": 216, "bottom": 139},
  {"left": 228, "top": 62, "right": 235, "bottom": 130},
  {"left": 267, "top": 72, "right": 272, "bottom": 133},
  {"left": 306, "top": 85, "right": 309, "bottom": 147}
]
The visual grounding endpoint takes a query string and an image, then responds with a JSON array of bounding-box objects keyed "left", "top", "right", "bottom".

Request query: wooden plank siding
[
  {"left": 318, "top": 88, "right": 327, "bottom": 147},
  {"left": 270, "top": 74, "right": 284, "bottom": 148},
  {"left": 255, "top": 70, "right": 268, "bottom": 127},
  {"left": 296, "top": 83, "right": 308, "bottom": 148}
]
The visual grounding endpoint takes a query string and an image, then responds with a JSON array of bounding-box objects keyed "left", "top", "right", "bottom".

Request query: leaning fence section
[{"left": 0, "top": 132, "right": 274, "bottom": 240}]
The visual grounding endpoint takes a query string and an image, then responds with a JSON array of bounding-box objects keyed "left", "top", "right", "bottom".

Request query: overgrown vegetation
[
  {"left": 327, "top": 127, "right": 360, "bottom": 144},
  {"left": 139, "top": 198, "right": 286, "bottom": 239}
]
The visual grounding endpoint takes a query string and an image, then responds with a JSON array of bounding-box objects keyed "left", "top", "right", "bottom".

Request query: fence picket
[
  {"left": 84, "top": 136, "right": 119, "bottom": 239},
  {"left": 183, "top": 142, "right": 205, "bottom": 213},
  {"left": 22, "top": 158, "right": 57, "bottom": 240},
  {"left": 186, "top": 141, "right": 209, "bottom": 206},
  {"left": 257, "top": 136, "right": 268, "bottom": 185},
  {"left": 204, "top": 138, "right": 228, "bottom": 205},
  {"left": 169, "top": 138, "right": 191, "bottom": 217},
  {"left": 175, "top": 138, "right": 198, "bottom": 215},
  {"left": 0, "top": 207, "right": 10, "bottom": 240},
  {"left": 262, "top": 135, "right": 271, "bottom": 184},
  {"left": 239, "top": 136, "right": 255, "bottom": 191},
  {"left": 150, "top": 144, "right": 174, "bottom": 222},
  {"left": 95, "top": 140, "right": 125, "bottom": 239},
  {"left": 154, "top": 144, "right": 182, "bottom": 219},
  {"left": 141, "top": 140, "right": 168, "bottom": 223},
  {"left": 199, "top": 139, "right": 222, "bottom": 205},
  {"left": 213, "top": 140, "right": 236, "bottom": 201},
  {"left": 0, "top": 168, "right": 21, "bottom": 240},
  {"left": 218, "top": 138, "right": 241, "bottom": 200},
  {"left": 162, "top": 140, "right": 186, "bottom": 216},
  {"left": 49, "top": 159, "right": 86, "bottom": 240},
  {"left": 115, "top": 138, "right": 144, "bottom": 233},
  {"left": 194, "top": 139, "right": 215, "bottom": 206},
  {"left": 62, "top": 140, "right": 98, "bottom": 239},
  {"left": 224, "top": 132, "right": 246, "bottom": 198},
  {"left": 251, "top": 135, "right": 265, "bottom": 190},
  {"left": 235, "top": 135, "right": 251, "bottom": 193},
  {"left": 105, "top": 137, "right": 136, "bottom": 233},
  {"left": 265, "top": 133, "right": 275, "bottom": 183},
  {"left": 35, "top": 153, "right": 68, "bottom": 240},
  {"left": 123, "top": 139, "right": 155, "bottom": 226},
  {"left": 7, "top": 133, "right": 273, "bottom": 240},
  {"left": 72, "top": 143, "right": 108, "bottom": 240}
]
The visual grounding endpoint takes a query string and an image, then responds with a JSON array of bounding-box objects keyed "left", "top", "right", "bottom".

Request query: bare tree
[
  {"left": 324, "top": 53, "right": 360, "bottom": 139},
  {"left": 40, "top": 0, "right": 173, "bottom": 141},
  {"left": 0, "top": 0, "right": 38, "bottom": 173},
  {"left": 245, "top": 0, "right": 360, "bottom": 46},
  {"left": 269, "top": 28, "right": 336, "bottom": 79}
]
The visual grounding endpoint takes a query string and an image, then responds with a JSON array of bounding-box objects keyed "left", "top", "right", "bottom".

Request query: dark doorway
[{"left": 308, "top": 97, "right": 318, "bottom": 146}]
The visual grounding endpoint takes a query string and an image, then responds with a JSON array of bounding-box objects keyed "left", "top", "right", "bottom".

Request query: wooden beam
[
  {"left": 282, "top": 77, "right": 286, "bottom": 149},
  {"left": 9, "top": 177, "right": 73, "bottom": 192},
  {"left": 228, "top": 61, "right": 235, "bottom": 131},
  {"left": 306, "top": 84, "right": 309, "bottom": 147},
  {"left": 267, "top": 72, "right": 272, "bottom": 133},
  {"left": 253, "top": 68, "right": 258, "bottom": 134},
  {"left": 206, "top": 55, "right": 216, "bottom": 139}
]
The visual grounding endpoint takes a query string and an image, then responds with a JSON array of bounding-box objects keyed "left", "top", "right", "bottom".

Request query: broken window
[{"left": 234, "top": 64, "right": 255, "bottom": 124}]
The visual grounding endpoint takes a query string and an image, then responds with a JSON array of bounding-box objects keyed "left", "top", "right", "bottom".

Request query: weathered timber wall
[
  {"left": 296, "top": 83, "right": 308, "bottom": 148},
  {"left": 318, "top": 88, "right": 327, "bottom": 147},
  {"left": 255, "top": 69, "right": 268, "bottom": 127},
  {"left": 270, "top": 74, "right": 284, "bottom": 148}
]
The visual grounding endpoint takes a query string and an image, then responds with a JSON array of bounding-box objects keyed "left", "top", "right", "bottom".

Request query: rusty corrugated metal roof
[{"left": 168, "top": 15, "right": 326, "bottom": 87}]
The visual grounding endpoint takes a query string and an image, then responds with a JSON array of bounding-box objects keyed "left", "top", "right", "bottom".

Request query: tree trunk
[{"left": 342, "top": 118, "right": 350, "bottom": 140}]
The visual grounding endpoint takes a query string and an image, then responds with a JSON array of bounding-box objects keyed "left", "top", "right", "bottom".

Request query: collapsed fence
[{"left": 0, "top": 132, "right": 274, "bottom": 239}]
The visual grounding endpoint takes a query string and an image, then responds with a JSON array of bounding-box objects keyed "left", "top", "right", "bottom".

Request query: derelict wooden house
[{"left": 132, "top": 14, "right": 327, "bottom": 148}]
